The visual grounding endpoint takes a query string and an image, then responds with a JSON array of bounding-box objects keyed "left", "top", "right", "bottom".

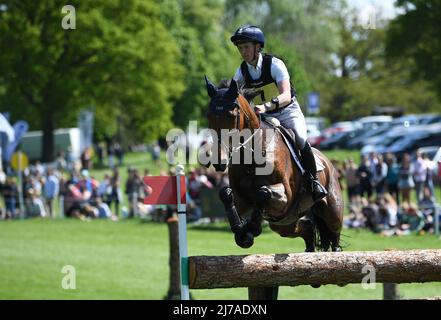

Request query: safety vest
[{"left": 240, "top": 54, "right": 296, "bottom": 105}]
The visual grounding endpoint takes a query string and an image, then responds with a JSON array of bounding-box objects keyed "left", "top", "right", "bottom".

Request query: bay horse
[{"left": 204, "top": 77, "right": 343, "bottom": 252}]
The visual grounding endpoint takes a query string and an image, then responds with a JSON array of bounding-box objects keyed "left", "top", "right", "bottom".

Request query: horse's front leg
[{"left": 219, "top": 187, "right": 254, "bottom": 248}]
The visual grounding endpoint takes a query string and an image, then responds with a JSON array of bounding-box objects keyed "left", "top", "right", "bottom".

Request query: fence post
[
  {"left": 165, "top": 216, "right": 181, "bottom": 300},
  {"left": 383, "top": 283, "right": 399, "bottom": 300},
  {"left": 435, "top": 204, "right": 440, "bottom": 237}
]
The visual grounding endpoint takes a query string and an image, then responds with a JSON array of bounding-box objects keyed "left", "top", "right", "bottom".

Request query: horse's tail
[{"left": 311, "top": 210, "right": 332, "bottom": 252}]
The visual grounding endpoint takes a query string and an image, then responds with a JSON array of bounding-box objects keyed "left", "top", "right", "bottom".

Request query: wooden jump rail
[{"left": 188, "top": 250, "right": 441, "bottom": 291}]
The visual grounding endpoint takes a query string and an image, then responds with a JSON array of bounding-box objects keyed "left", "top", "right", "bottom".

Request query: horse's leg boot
[
  {"left": 219, "top": 187, "right": 254, "bottom": 248},
  {"left": 246, "top": 186, "right": 271, "bottom": 237},
  {"left": 301, "top": 142, "right": 328, "bottom": 202},
  {"left": 256, "top": 186, "right": 272, "bottom": 207},
  {"left": 248, "top": 209, "right": 263, "bottom": 237},
  {"left": 219, "top": 187, "right": 244, "bottom": 233}
]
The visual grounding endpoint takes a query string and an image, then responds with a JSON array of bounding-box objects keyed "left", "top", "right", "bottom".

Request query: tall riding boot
[{"left": 301, "top": 142, "right": 328, "bottom": 202}]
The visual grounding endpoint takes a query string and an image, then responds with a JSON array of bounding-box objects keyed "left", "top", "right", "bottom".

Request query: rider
[{"left": 230, "top": 24, "right": 327, "bottom": 202}]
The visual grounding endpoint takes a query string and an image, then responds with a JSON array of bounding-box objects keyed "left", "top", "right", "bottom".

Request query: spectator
[
  {"left": 397, "top": 153, "right": 414, "bottom": 205},
  {"left": 97, "top": 174, "right": 112, "bottom": 204},
  {"left": 422, "top": 152, "right": 435, "bottom": 201},
  {"left": 107, "top": 168, "right": 122, "bottom": 217},
  {"left": 3, "top": 177, "right": 18, "bottom": 219},
  {"left": 361, "top": 197, "right": 382, "bottom": 233},
  {"left": 398, "top": 202, "right": 425, "bottom": 235},
  {"left": 372, "top": 154, "right": 388, "bottom": 195},
  {"left": 107, "top": 142, "right": 115, "bottom": 169},
  {"left": 25, "top": 188, "right": 47, "bottom": 218},
  {"left": 43, "top": 168, "right": 59, "bottom": 218},
  {"left": 80, "top": 147, "right": 93, "bottom": 171},
  {"left": 344, "top": 158, "right": 360, "bottom": 204},
  {"left": 357, "top": 155, "right": 373, "bottom": 199},
  {"left": 114, "top": 143, "right": 124, "bottom": 166},
  {"left": 152, "top": 142, "right": 161, "bottom": 164},
  {"left": 55, "top": 151, "right": 67, "bottom": 171},
  {"left": 412, "top": 150, "right": 427, "bottom": 202},
  {"left": 95, "top": 197, "right": 114, "bottom": 219},
  {"left": 385, "top": 153, "right": 400, "bottom": 203},
  {"left": 95, "top": 143, "right": 104, "bottom": 168}
]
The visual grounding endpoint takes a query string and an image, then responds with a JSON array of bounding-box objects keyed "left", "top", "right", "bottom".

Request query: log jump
[{"left": 188, "top": 249, "right": 441, "bottom": 289}]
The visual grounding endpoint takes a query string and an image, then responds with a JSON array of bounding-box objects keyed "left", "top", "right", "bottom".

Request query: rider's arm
[
  {"left": 257, "top": 58, "right": 292, "bottom": 113},
  {"left": 274, "top": 79, "right": 292, "bottom": 108}
]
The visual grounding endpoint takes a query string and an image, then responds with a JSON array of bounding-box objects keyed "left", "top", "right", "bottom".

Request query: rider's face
[{"left": 237, "top": 42, "right": 260, "bottom": 64}]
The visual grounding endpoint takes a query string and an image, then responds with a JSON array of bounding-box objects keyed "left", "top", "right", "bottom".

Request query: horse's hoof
[
  {"left": 235, "top": 232, "right": 254, "bottom": 249},
  {"left": 332, "top": 246, "right": 342, "bottom": 252},
  {"left": 311, "top": 284, "right": 321, "bottom": 289}
]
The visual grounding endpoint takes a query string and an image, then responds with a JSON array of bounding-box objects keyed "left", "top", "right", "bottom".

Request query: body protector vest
[{"left": 240, "top": 54, "right": 296, "bottom": 105}]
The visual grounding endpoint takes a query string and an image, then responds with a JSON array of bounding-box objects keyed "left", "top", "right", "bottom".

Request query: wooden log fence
[{"left": 188, "top": 250, "right": 441, "bottom": 291}]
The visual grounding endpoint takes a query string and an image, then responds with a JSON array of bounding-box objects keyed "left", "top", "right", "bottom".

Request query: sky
[{"left": 347, "top": 0, "right": 401, "bottom": 20}]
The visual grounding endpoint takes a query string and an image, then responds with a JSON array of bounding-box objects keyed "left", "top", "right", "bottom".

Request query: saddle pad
[
  {"left": 315, "top": 155, "right": 325, "bottom": 172},
  {"left": 263, "top": 116, "right": 325, "bottom": 173}
]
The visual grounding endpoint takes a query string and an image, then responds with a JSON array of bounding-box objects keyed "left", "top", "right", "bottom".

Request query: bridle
[{"left": 212, "top": 97, "right": 260, "bottom": 166}]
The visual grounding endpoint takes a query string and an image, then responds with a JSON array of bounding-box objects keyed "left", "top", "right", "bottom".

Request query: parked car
[
  {"left": 319, "top": 129, "right": 362, "bottom": 150},
  {"left": 384, "top": 132, "right": 441, "bottom": 162}
]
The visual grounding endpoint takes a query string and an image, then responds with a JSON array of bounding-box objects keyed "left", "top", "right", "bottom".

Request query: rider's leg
[{"left": 276, "top": 100, "right": 327, "bottom": 202}]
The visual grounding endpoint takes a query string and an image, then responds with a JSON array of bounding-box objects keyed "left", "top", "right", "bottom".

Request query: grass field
[
  {"left": 1, "top": 150, "right": 440, "bottom": 300},
  {"left": 0, "top": 218, "right": 440, "bottom": 300}
]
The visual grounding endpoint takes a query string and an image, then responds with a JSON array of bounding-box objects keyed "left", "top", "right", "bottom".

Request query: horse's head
[
  {"left": 204, "top": 77, "right": 259, "bottom": 172},
  {"left": 204, "top": 77, "right": 238, "bottom": 171}
]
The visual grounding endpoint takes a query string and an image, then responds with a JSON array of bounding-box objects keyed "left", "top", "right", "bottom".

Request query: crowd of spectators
[
  {"left": 0, "top": 142, "right": 230, "bottom": 223},
  {"left": 338, "top": 151, "right": 439, "bottom": 236},
  {"left": 1, "top": 142, "right": 439, "bottom": 234}
]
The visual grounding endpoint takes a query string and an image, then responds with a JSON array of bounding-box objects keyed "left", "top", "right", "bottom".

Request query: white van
[{"left": 20, "top": 128, "right": 80, "bottom": 161}]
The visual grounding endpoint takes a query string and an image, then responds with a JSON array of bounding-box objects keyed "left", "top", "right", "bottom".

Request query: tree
[
  {"left": 386, "top": 0, "right": 441, "bottom": 97},
  {"left": 0, "top": 0, "right": 184, "bottom": 161},
  {"left": 158, "top": 0, "right": 238, "bottom": 128},
  {"left": 320, "top": 5, "right": 440, "bottom": 121}
]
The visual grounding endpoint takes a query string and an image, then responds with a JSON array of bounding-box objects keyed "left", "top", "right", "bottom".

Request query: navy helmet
[{"left": 230, "top": 25, "right": 265, "bottom": 48}]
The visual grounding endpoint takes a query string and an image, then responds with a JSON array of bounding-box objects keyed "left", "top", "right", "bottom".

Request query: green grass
[{"left": 0, "top": 218, "right": 440, "bottom": 300}]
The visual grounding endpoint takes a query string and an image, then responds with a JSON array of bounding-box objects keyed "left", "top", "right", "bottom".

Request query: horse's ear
[
  {"left": 226, "top": 79, "right": 239, "bottom": 99},
  {"left": 205, "top": 75, "right": 217, "bottom": 98}
]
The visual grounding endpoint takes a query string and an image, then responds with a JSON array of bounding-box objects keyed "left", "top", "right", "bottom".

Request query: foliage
[
  {"left": 0, "top": 0, "right": 184, "bottom": 160},
  {"left": 386, "top": 0, "right": 441, "bottom": 98},
  {"left": 319, "top": 5, "right": 441, "bottom": 121}
]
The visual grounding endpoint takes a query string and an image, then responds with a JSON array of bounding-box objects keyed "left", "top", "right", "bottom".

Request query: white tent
[{"left": 0, "top": 113, "right": 15, "bottom": 171}]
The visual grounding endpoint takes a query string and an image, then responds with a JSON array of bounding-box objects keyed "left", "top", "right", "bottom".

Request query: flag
[
  {"left": 4, "top": 120, "right": 29, "bottom": 162},
  {"left": 143, "top": 176, "right": 186, "bottom": 205},
  {"left": 0, "top": 113, "right": 15, "bottom": 142}
]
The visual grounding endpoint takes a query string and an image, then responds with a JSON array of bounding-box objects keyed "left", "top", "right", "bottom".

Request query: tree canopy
[
  {"left": 0, "top": 0, "right": 439, "bottom": 161},
  {"left": 386, "top": 0, "right": 441, "bottom": 97}
]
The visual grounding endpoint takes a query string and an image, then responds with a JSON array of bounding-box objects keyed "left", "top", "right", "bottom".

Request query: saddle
[{"left": 261, "top": 116, "right": 325, "bottom": 173}]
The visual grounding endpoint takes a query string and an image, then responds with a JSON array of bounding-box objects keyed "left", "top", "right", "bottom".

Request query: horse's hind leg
[
  {"left": 297, "top": 214, "right": 316, "bottom": 252},
  {"left": 313, "top": 200, "right": 343, "bottom": 252}
]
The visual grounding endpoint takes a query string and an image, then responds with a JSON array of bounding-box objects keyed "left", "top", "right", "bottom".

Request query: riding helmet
[{"left": 230, "top": 25, "right": 265, "bottom": 47}]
